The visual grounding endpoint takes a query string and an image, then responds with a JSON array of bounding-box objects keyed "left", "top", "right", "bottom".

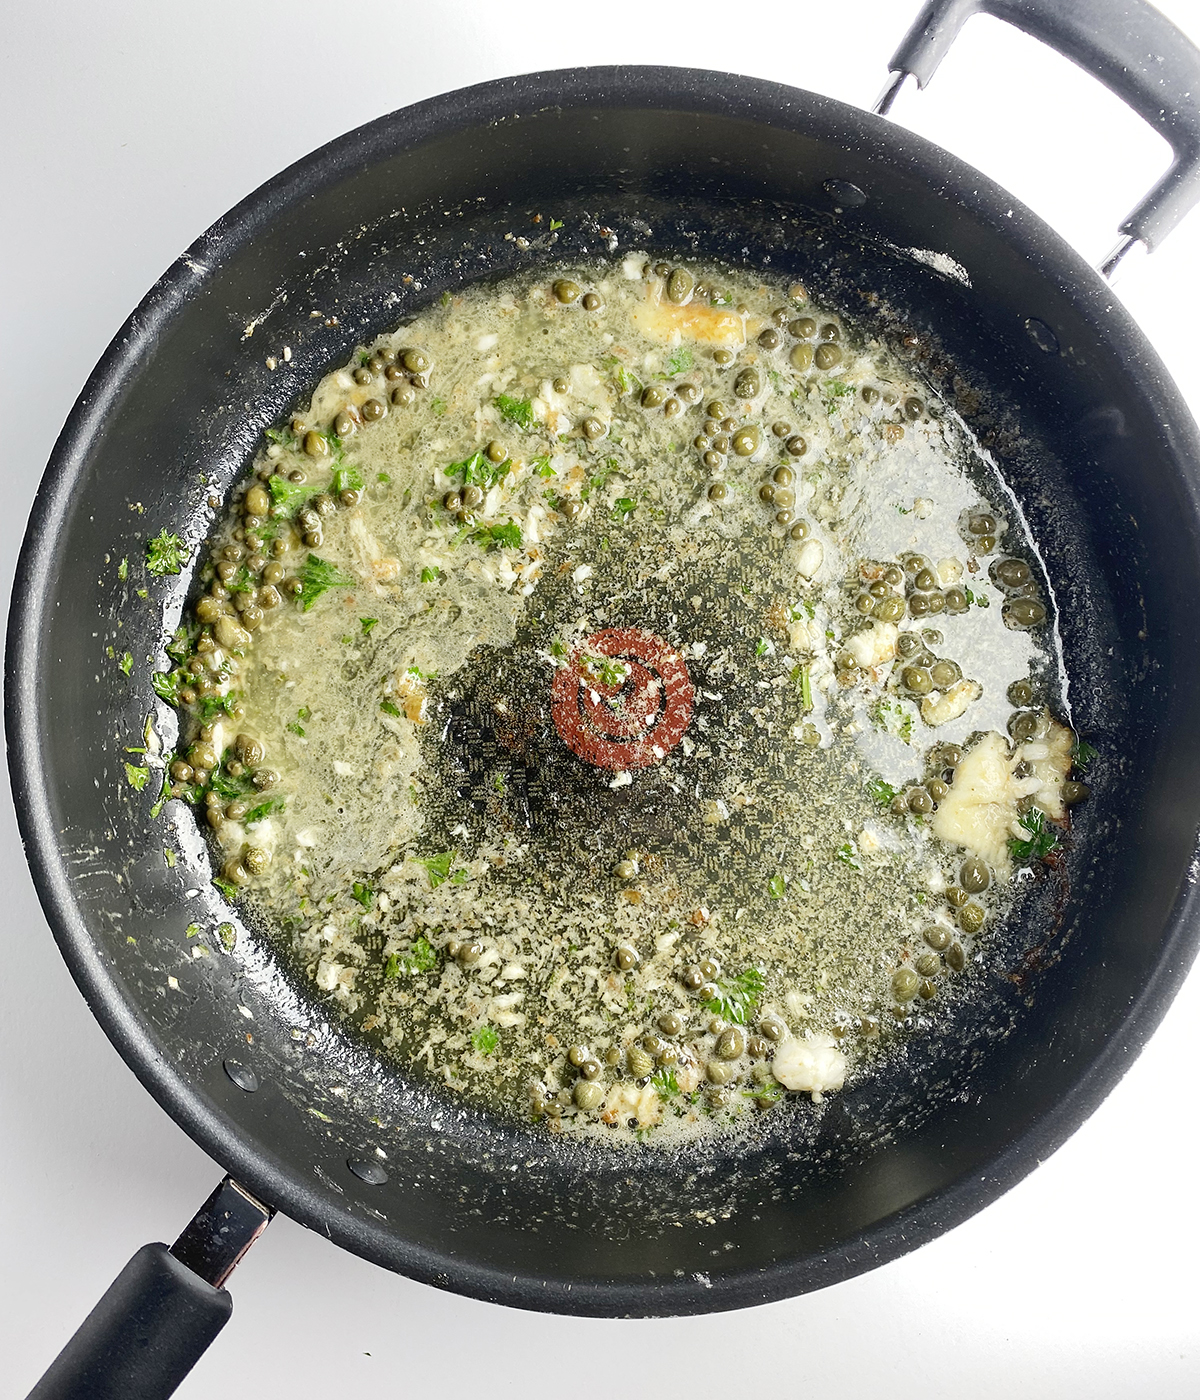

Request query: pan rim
[{"left": 8, "top": 62, "right": 1200, "bottom": 1316}]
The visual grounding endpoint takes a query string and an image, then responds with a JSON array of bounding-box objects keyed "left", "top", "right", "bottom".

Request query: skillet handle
[
  {"left": 27, "top": 1178, "right": 271, "bottom": 1400},
  {"left": 879, "top": 0, "right": 1200, "bottom": 266}
]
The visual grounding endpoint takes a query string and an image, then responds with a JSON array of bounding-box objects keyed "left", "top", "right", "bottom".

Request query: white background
[{"left": 4, "top": 1, "right": 1200, "bottom": 1395}]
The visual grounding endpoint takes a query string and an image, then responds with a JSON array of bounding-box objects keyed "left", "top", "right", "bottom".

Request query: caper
[
  {"left": 930, "top": 659, "right": 962, "bottom": 689},
  {"left": 663, "top": 397, "right": 682, "bottom": 418},
  {"left": 443, "top": 491, "right": 462, "bottom": 512},
  {"left": 682, "top": 965, "right": 705, "bottom": 991},
  {"left": 946, "top": 942, "right": 967, "bottom": 972},
  {"left": 350, "top": 367, "right": 372, "bottom": 388},
  {"left": 734, "top": 368, "right": 761, "bottom": 399},
  {"left": 581, "top": 417, "right": 606, "bottom": 440},
  {"left": 641, "top": 384, "right": 666, "bottom": 409},
  {"left": 874, "top": 596, "right": 905, "bottom": 623},
  {"left": 819, "top": 322, "right": 840, "bottom": 342},
  {"left": 708, "top": 482, "right": 728, "bottom": 501},
  {"left": 302, "top": 430, "right": 327, "bottom": 457},
  {"left": 902, "top": 396, "right": 923, "bottom": 421},
  {"left": 1063, "top": 780, "right": 1091, "bottom": 805},
  {"left": 1005, "top": 597, "right": 1047, "bottom": 628},
  {"left": 790, "top": 317, "right": 817, "bottom": 339},
  {"left": 641, "top": 1033, "right": 666, "bottom": 1059},
  {"left": 926, "top": 592, "right": 946, "bottom": 614},
  {"left": 915, "top": 952, "right": 941, "bottom": 978},
  {"left": 944, "top": 887, "right": 967, "bottom": 910},
  {"left": 244, "top": 846, "right": 269, "bottom": 876},
  {"left": 815, "top": 343, "right": 843, "bottom": 370},
  {"left": 758, "top": 328, "right": 782, "bottom": 350},
  {"left": 1006, "top": 678, "right": 1034, "bottom": 707},
  {"left": 716, "top": 1027, "right": 745, "bottom": 1060},
  {"left": 385, "top": 364, "right": 405, "bottom": 381},
  {"left": 694, "top": 434, "right": 711, "bottom": 453},
  {"left": 940, "top": 743, "right": 963, "bottom": 768},
  {"left": 915, "top": 568, "right": 937, "bottom": 591},
  {"left": 461, "top": 485, "right": 484, "bottom": 510},
  {"left": 580, "top": 1059, "right": 602, "bottom": 1081},
  {"left": 581, "top": 291, "right": 602, "bottom": 311},
  {"left": 927, "top": 777, "right": 949, "bottom": 802},
  {"left": 918, "top": 978, "right": 937, "bottom": 1001},
  {"left": 954, "top": 859, "right": 990, "bottom": 899},
  {"left": 698, "top": 958, "right": 720, "bottom": 980},
  {"left": 614, "top": 943, "right": 639, "bottom": 971},
  {"left": 759, "top": 1018, "right": 786, "bottom": 1043},
  {"left": 790, "top": 343, "right": 814, "bottom": 371},
  {"left": 704, "top": 452, "right": 724, "bottom": 472},
  {"left": 923, "top": 925, "right": 951, "bottom": 951},
  {"left": 908, "top": 786, "right": 934, "bottom": 815},
  {"left": 552, "top": 375, "right": 570, "bottom": 393},
  {"left": 566, "top": 1044, "right": 589, "bottom": 1068},
  {"left": 861, "top": 385, "right": 880, "bottom": 404},
  {"left": 615, "top": 858, "right": 637, "bottom": 880},
  {"left": 759, "top": 483, "right": 776, "bottom": 504},
  {"left": 790, "top": 520, "right": 809, "bottom": 540},
  {"left": 390, "top": 384, "right": 416, "bottom": 407},
  {"left": 892, "top": 967, "right": 920, "bottom": 1001},
  {"left": 733, "top": 425, "right": 761, "bottom": 457},
  {"left": 1009, "top": 709, "right": 1040, "bottom": 741},
  {"left": 361, "top": 398, "right": 385, "bottom": 422},
  {"left": 657, "top": 1012, "right": 683, "bottom": 1036},
  {"left": 666, "top": 268, "right": 694, "bottom": 304},
  {"left": 783, "top": 435, "right": 807, "bottom": 459},
  {"left": 676, "top": 382, "right": 701, "bottom": 404},
  {"left": 767, "top": 466, "right": 792, "bottom": 488},
  {"left": 773, "top": 486, "right": 795, "bottom": 509},
  {"left": 994, "top": 557, "right": 1032, "bottom": 588},
  {"left": 908, "top": 594, "right": 931, "bottom": 617},
  {"left": 222, "top": 860, "right": 251, "bottom": 888},
  {"left": 902, "top": 665, "right": 932, "bottom": 694},
  {"left": 458, "top": 941, "right": 484, "bottom": 966},
  {"left": 706, "top": 1061, "right": 737, "bottom": 1086},
  {"left": 855, "top": 593, "right": 876, "bottom": 615},
  {"left": 626, "top": 1045, "right": 653, "bottom": 1077},
  {"left": 959, "top": 902, "right": 985, "bottom": 934},
  {"left": 574, "top": 1081, "right": 605, "bottom": 1111},
  {"left": 561, "top": 498, "right": 582, "bottom": 520},
  {"left": 944, "top": 586, "right": 969, "bottom": 614}
]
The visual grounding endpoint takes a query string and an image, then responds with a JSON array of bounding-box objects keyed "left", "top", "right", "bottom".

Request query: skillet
[{"left": 12, "top": 1, "right": 1200, "bottom": 1395}]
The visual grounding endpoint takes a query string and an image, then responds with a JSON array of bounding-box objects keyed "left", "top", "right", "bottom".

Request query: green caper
[
  {"left": 944, "top": 586, "right": 969, "bottom": 614},
  {"left": 401, "top": 348, "right": 431, "bottom": 373},
  {"left": 614, "top": 943, "right": 639, "bottom": 971},
  {"left": 790, "top": 317, "right": 817, "bottom": 338},
  {"left": 926, "top": 592, "right": 946, "bottom": 613},
  {"left": 1063, "top": 780, "right": 1091, "bottom": 805},
  {"left": 927, "top": 777, "right": 949, "bottom": 802},
  {"left": 785, "top": 434, "right": 808, "bottom": 456},
  {"left": 553, "top": 279, "right": 581, "bottom": 303},
  {"left": 681, "top": 965, "right": 705, "bottom": 991},
  {"left": 604, "top": 1046, "right": 622, "bottom": 1067},
  {"left": 245, "top": 484, "right": 271, "bottom": 518},
  {"left": 626, "top": 1046, "right": 654, "bottom": 1078},
  {"left": 1007, "top": 678, "right": 1035, "bottom": 707},
  {"left": 567, "top": 1044, "right": 589, "bottom": 1067},
  {"left": 759, "top": 483, "right": 776, "bottom": 504},
  {"left": 574, "top": 1081, "right": 605, "bottom": 1111},
  {"left": 443, "top": 491, "right": 462, "bottom": 512},
  {"left": 771, "top": 421, "right": 792, "bottom": 438},
  {"left": 815, "top": 343, "right": 843, "bottom": 371},
  {"left": 561, "top": 498, "right": 582, "bottom": 520},
  {"left": 706, "top": 1061, "right": 737, "bottom": 1086},
  {"left": 581, "top": 292, "right": 602, "bottom": 311},
  {"left": 733, "top": 425, "right": 761, "bottom": 457},
  {"left": 385, "top": 364, "right": 405, "bottom": 381},
  {"left": 908, "top": 594, "right": 931, "bottom": 617},
  {"left": 946, "top": 942, "right": 967, "bottom": 972},
  {"left": 855, "top": 593, "right": 876, "bottom": 615},
  {"left": 907, "top": 786, "right": 934, "bottom": 815},
  {"left": 716, "top": 1027, "right": 745, "bottom": 1060},
  {"left": 635, "top": 383, "right": 662, "bottom": 409},
  {"left": 994, "top": 557, "right": 1032, "bottom": 588},
  {"left": 819, "top": 322, "right": 840, "bottom": 342},
  {"left": 959, "top": 902, "right": 985, "bottom": 934},
  {"left": 708, "top": 483, "right": 728, "bottom": 501},
  {"left": 904, "top": 397, "right": 923, "bottom": 420},
  {"left": 580, "top": 1059, "right": 602, "bottom": 1081},
  {"left": 772, "top": 465, "right": 794, "bottom": 486},
  {"left": 960, "top": 856, "right": 990, "bottom": 893},
  {"left": 915, "top": 951, "right": 942, "bottom": 981},
  {"left": 458, "top": 940, "right": 484, "bottom": 965},
  {"left": 657, "top": 1012, "right": 683, "bottom": 1036},
  {"left": 698, "top": 958, "right": 720, "bottom": 980},
  {"left": 666, "top": 268, "right": 694, "bottom": 304},
  {"left": 1009, "top": 710, "right": 1040, "bottom": 741},
  {"left": 968, "top": 513, "right": 995, "bottom": 535},
  {"left": 390, "top": 384, "right": 416, "bottom": 407},
  {"left": 790, "top": 343, "right": 814, "bottom": 371},
  {"left": 461, "top": 485, "right": 484, "bottom": 510},
  {"left": 790, "top": 521, "right": 809, "bottom": 540},
  {"left": 892, "top": 967, "right": 920, "bottom": 1001},
  {"left": 939, "top": 743, "right": 963, "bottom": 768},
  {"left": 773, "top": 486, "right": 795, "bottom": 508},
  {"left": 874, "top": 595, "right": 906, "bottom": 622},
  {"left": 862, "top": 385, "right": 880, "bottom": 404},
  {"left": 758, "top": 328, "right": 782, "bottom": 350},
  {"left": 641, "top": 1033, "right": 666, "bottom": 1059},
  {"left": 711, "top": 435, "right": 730, "bottom": 454},
  {"left": 918, "top": 978, "right": 937, "bottom": 1001},
  {"left": 707, "top": 400, "right": 729, "bottom": 421},
  {"left": 896, "top": 632, "right": 921, "bottom": 657},
  {"left": 553, "top": 375, "right": 571, "bottom": 394},
  {"left": 694, "top": 435, "right": 711, "bottom": 452},
  {"left": 930, "top": 659, "right": 962, "bottom": 689},
  {"left": 734, "top": 367, "right": 761, "bottom": 398},
  {"left": 352, "top": 366, "right": 373, "bottom": 386},
  {"left": 902, "top": 665, "right": 933, "bottom": 694},
  {"left": 581, "top": 417, "right": 606, "bottom": 441},
  {"left": 663, "top": 397, "right": 682, "bottom": 418},
  {"left": 302, "top": 430, "right": 327, "bottom": 457},
  {"left": 915, "top": 568, "right": 937, "bottom": 591},
  {"left": 923, "top": 925, "right": 951, "bottom": 951},
  {"left": 1005, "top": 598, "right": 1047, "bottom": 628},
  {"left": 760, "top": 1017, "right": 786, "bottom": 1042}
]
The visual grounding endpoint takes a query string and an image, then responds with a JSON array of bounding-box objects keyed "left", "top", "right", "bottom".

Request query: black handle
[
  {"left": 27, "top": 1177, "right": 273, "bottom": 1400},
  {"left": 885, "top": 0, "right": 1200, "bottom": 251},
  {"left": 27, "top": 1244, "right": 231, "bottom": 1400}
]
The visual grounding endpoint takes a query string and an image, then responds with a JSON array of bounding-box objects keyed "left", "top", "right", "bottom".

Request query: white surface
[{"left": 4, "top": 1, "right": 1200, "bottom": 1394}]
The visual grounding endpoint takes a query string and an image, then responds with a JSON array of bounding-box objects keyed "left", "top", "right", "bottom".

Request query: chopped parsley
[
  {"left": 379, "top": 699, "right": 402, "bottom": 718},
  {"left": 790, "top": 663, "right": 814, "bottom": 712},
  {"left": 610, "top": 496, "right": 637, "bottom": 523},
  {"left": 195, "top": 691, "right": 241, "bottom": 724},
  {"left": 117, "top": 557, "right": 128, "bottom": 582},
  {"left": 767, "top": 874, "right": 786, "bottom": 900},
  {"left": 420, "top": 566, "right": 442, "bottom": 583},
  {"left": 1073, "top": 738, "right": 1097, "bottom": 771},
  {"left": 531, "top": 453, "right": 555, "bottom": 478},
  {"left": 123, "top": 762, "right": 149, "bottom": 791},
  {"left": 145, "top": 530, "right": 189, "bottom": 577},
  {"left": 385, "top": 936, "right": 438, "bottom": 977},
  {"left": 267, "top": 474, "right": 321, "bottom": 512},
  {"left": 962, "top": 586, "right": 990, "bottom": 609},
  {"left": 243, "top": 797, "right": 284, "bottom": 826},
  {"left": 332, "top": 463, "right": 364, "bottom": 495},
  {"left": 297, "top": 554, "right": 354, "bottom": 611},
  {"left": 351, "top": 881, "right": 373, "bottom": 909},
  {"left": 360, "top": 617, "right": 378, "bottom": 635},
  {"left": 701, "top": 967, "right": 766, "bottom": 1025},
  {"left": 665, "top": 345, "right": 694, "bottom": 376},
  {"left": 118, "top": 651, "right": 133, "bottom": 676},
  {"left": 430, "top": 397, "right": 447, "bottom": 416},
  {"left": 470, "top": 520, "right": 522, "bottom": 550},
  {"left": 549, "top": 217, "right": 563, "bottom": 230},
  {"left": 494, "top": 393, "right": 535, "bottom": 430},
  {"left": 419, "top": 851, "right": 467, "bottom": 889},
  {"left": 755, "top": 637, "right": 771, "bottom": 657},
  {"left": 1008, "top": 807, "right": 1060, "bottom": 862},
  {"left": 583, "top": 655, "right": 629, "bottom": 688},
  {"left": 472, "top": 1025, "right": 499, "bottom": 1055},
  {"left": 835, "top": 842, "right": 862, "bottom": 871},
  {"left": 867, "top": 777, "right": 899, "bottom": 808},
  {"left": 651, "top": 1066, "right": 680, "bottom": 1099},
  {"left": 449, "top": 449, "right": 510, "bottom": 492},
  {"left": 212, "top": 876, "right": 240, "bottom": 901}
]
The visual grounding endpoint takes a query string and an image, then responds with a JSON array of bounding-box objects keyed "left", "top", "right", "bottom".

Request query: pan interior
[{"left": 12, "top": 72, "right": 1200, "bottom": 1315}]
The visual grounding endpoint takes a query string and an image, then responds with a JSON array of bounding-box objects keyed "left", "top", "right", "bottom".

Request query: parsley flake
[{"left": 145, "top": 530, "right": 189, "bottom": 577}]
